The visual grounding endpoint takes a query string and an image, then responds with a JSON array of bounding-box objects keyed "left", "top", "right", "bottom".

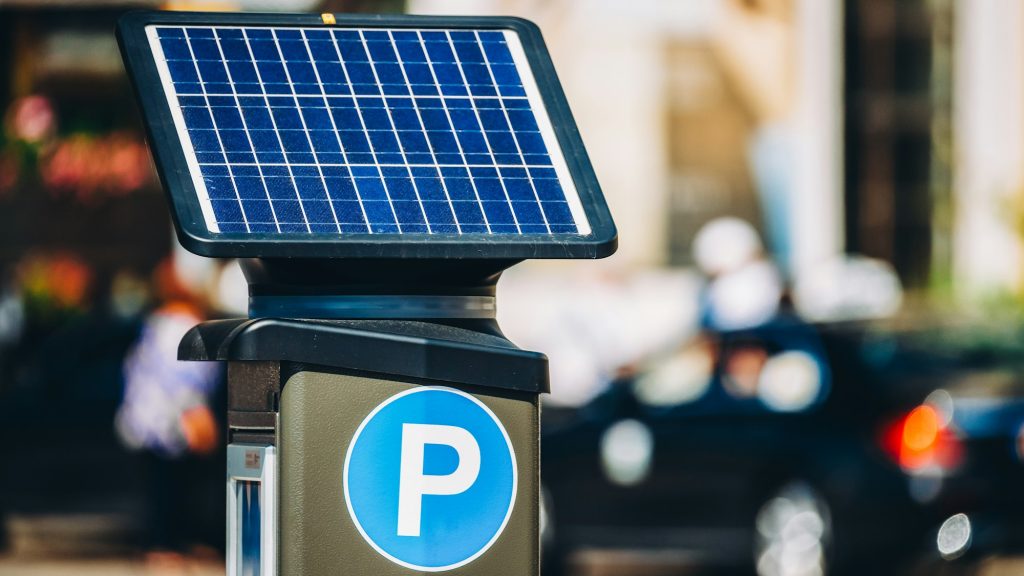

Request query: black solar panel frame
[{"left": 118, "top": 10, "right": 617, "bottom": 260}]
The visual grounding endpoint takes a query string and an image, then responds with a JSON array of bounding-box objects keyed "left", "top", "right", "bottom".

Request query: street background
[{"left": 2, "top": 0, "right": 1024, "bottom": 575}]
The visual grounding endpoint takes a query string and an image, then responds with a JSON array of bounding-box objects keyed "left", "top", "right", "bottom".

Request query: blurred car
[
  {"left": 541, "top": 316, "right": 1024, "bottom": 575},
  {"left": 913, "top": 348, "right": 1024, "bottom": 561}
]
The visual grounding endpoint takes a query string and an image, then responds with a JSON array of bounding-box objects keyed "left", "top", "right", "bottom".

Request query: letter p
[{"left": 397, "top": 423, "right": 481, "bottom": 537}]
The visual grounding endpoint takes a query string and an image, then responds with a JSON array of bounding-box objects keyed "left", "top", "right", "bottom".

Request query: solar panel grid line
[
  {"left": 471, "top": 30, "right": 561, "bottom": 234},
  {"left": 239, "top": 27, "right": 307, "bottom": 234},
  {"left": 354, "top": 29, "right": 408, "bottom": 233},
  {"left": 417, "top": 29, "right": 493, "bottom": 234},
  {"left": 297, "top": 28, "right": 350, "bottom": 233},
  {"left": 332, "top": 30, "right": 405, "bottom": 233},
  {"left": 441, "top": 30, "right": 514, "bottom": 233},
  {"left": 213, "top": 27, "right": 283, "bottom": 233},
  {"left": 500, "top": 30, "right": 589, "bottom": 234},
  {"left": 185, "top": 27, "right": 249, "bottom": 233},
  {"left": 305, "top": 31, "right": 370, "bottom": 233},
  {"left": 481, "top": 31, "right": 565, "bottom": 234},
  {"left": 357, "top": 29, "right": 433, "bottom": 234},
  {"left": 195, "top": 163, "right": 568, "bottom": 168},
  {"left": 175, "top": 93, "right": 520, "bottom": 101},
  {"left": 301, "top": 29, "right": 374, "bottom": 233},
  {"left": 475, "top": 30, "right": 549, "bottom": 234},
  {"left": 438, "top": 29, "right": 509, "bottom": 233},
  {"left": 323, "top": 29, "right": 377, "bottom": 232},
  {"left": 147, "top": 28, "right": 221, "bottom": 233},
  {"left": 387, "top": 29, "right": 463, "bottom": 234},
  {"left": 270, "top": 28, "right": 322, "bottom": 233},
  {"left": 462, "top": 29, "right": 532, "bottom": 234}
]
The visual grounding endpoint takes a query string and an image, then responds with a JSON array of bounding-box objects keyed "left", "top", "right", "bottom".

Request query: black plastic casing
[
  {"left": 180, "top": 317, "right": 550, "bottom": 394},
  {"left": 117, "top": 10, "right": 617, "bottom": 261}
]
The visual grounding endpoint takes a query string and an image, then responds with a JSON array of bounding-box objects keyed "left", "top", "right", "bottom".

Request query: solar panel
[{"left": 119, "top": 13, "right": 616, "bottom": 259}]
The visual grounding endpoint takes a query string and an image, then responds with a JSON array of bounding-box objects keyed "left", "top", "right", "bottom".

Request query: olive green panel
[{"left": 279, "top": 371, "right": 539, "bottom": 576}]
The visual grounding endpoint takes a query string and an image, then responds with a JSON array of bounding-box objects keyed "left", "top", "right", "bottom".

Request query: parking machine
[{"left": 119, "top": 10, "right": 616, "bottom": 576}]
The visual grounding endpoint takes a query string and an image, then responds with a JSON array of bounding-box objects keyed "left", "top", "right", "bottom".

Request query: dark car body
[
  {"left": 929, "top": 380, "right": 1024, "bottom": 557},
  {"left": 541, "top": 317, "right": 1024, "bottom": 574}
]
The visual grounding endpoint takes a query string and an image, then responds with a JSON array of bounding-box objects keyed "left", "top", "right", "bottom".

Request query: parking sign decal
[{"left": 344, "top": 387, "right": 517, "bottom": 571}]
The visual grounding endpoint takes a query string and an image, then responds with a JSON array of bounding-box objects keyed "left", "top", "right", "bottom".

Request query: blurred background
[{"left": 2, "top": 0, "right": 1024, "bottom": 575}]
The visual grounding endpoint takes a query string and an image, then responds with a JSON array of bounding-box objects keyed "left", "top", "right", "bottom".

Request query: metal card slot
[{"left": 228, "top": 444, "right": 277, "bottom": 576}]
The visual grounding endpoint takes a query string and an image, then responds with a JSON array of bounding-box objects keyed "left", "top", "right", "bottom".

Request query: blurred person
[
  {"left": 115, "top": 255, "right": 225, "bottom": 560},
  {"left": 692, "top": 216, "right": 783, "bottom": 330}
]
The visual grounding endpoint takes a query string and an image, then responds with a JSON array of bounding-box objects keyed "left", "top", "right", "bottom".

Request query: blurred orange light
[
  {"left": 903, "top": 405, "right": 940, "bottom": 452},
  {"left": 881, "top": 403, "right": 963, "bottom": 473}
]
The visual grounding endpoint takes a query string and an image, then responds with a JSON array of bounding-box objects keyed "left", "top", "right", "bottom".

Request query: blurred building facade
[{"left": 953, "top": 0, "right": 1024, "bottom": 300}]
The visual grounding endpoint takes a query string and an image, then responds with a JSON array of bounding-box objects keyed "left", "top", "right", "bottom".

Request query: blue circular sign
[{"left": 344, "top": 387, "right": 517, "bottom": 571}]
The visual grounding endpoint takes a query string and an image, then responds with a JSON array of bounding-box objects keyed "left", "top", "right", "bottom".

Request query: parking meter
[{"left": 119, "top": 11, "right": 616, "bottom": 576}]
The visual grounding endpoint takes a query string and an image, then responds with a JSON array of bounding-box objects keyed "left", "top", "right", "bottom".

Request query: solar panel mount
[{"left": 118, "top": 11, "right": 616, "bottom": 260}]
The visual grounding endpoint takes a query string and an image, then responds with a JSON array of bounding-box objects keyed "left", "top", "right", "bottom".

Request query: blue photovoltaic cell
[{"left": 150, "top": 25, "right": 584, "bottom": 236}]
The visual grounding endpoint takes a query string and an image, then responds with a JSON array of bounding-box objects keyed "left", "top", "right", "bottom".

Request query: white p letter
[{"left": 397, "top": 423, "right": 481, "bottom": 537}]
